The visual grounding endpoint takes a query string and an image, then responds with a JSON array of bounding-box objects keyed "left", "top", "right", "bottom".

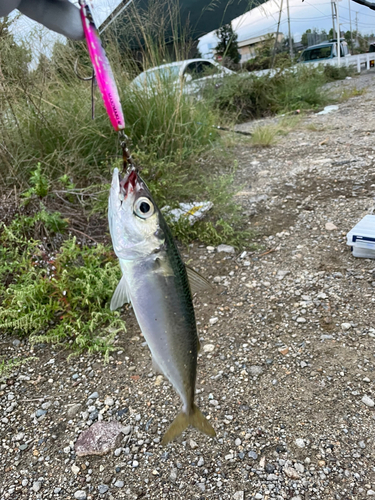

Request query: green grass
[{"left": 0, "top": 224, "right": 124, "bottom": 360}]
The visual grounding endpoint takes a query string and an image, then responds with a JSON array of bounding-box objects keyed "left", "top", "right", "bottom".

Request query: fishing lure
[{"left": 79, "top": 0, "right": 125, "bottom": 132}]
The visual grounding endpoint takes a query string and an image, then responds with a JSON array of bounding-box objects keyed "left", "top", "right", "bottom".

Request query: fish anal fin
[
  {"left": 161, "top": 404, "right": 216, "bottom": 445},
  {"left": 110, "top": 275, "right": 130, "bottom": 311},
  {"left": 185, "top": 265, "right": 213, "bottom": 294}
]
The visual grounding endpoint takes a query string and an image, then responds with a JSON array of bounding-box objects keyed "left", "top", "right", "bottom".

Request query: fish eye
[{"left": 134, "top": 197, "right": 154, "bottom": 219}]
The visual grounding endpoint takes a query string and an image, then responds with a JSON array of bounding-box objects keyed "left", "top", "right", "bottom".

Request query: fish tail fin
[{"left": 161, "top": 404, "right": 216, "bottom": 445}]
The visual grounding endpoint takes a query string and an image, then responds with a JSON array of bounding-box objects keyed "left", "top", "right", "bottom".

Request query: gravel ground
[{"left": 1, "top": 71, "right": 375, "bottom": 500}]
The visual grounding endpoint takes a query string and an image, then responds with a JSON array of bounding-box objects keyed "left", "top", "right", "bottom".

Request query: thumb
[{"left": 18, "top": 0, "right": 85, "bottom": 40}]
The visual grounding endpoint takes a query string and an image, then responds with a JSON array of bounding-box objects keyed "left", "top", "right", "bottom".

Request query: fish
[{"left": 108, "top": 167, "right": 216, "bottom": 445}]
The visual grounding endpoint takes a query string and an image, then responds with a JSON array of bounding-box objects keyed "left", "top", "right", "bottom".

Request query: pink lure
[{"left": 79, "top": 1, "right": 125, "bottom": 131}]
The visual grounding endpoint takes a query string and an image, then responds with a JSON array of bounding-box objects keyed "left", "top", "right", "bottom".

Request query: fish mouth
[{"left": 119, "top": 167, "right": 138, "bottom": 198}]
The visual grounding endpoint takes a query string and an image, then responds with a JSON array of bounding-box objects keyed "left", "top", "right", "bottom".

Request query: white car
[{"left": 130, "top": 58, "right": 234, "bottom": 95}]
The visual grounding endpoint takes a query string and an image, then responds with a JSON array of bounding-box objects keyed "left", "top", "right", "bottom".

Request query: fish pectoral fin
[
  {"left": 161, "top": 404, "right": 216, "bottom": 445},
  {"left": 110, "top": 275, "right": 130, "bottom": 311},
  {"left": 185, "top": 265, "right": 213, "bottom": 294}
]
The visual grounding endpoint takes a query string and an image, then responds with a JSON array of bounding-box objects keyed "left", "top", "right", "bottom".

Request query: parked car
[
  {"left": 298, "top": 39, "right": 350, "bottom": 63},
  {"left": 130, "top": 59, "right": 234, "bottom": 95}
]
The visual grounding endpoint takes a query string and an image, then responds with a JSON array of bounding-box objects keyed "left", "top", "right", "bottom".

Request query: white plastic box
[{"left": 346, "top": 214, "right": 375, "bottom": 259}]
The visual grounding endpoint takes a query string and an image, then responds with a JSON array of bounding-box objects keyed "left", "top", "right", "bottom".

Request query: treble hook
[{"left": 74, "top": 58, "right": 96, "bottom": 120}]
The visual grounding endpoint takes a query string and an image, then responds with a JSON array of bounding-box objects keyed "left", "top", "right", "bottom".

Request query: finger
[
  {"left": 0, "top": 0, "right": 22, "bottom": 17},
  {"left": 18, "top": 0, "right": 84, "bottom": 40}
]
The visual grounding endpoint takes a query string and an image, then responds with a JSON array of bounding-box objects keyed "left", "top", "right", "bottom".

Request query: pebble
[
  {"left": 71, "top": 464, "right": 80, "bottom": 475},
  {"left": 114, "top": 447, "right": 122, "bottom": 456},
  {"left": 197, "top": 483, "right": 206, "bottom": 492},
  {"left": 105, "top": 396, "right": 114, "bottom": 406},
  {"left": 21, "top": 479, "right": 28, "bottom": 487},
  {"left": 114, "top": 480, "right": 124, "bottom": 488},
  {"left": 32, "top": 481, "right": 41, "bottom": 492},
  {"left": 189, "top": 439, "right": 198, "bottom": 449},
  {"left": 132, "top": 460, "right": 139, "bottom": 467},
  {"left": 88, "top": 392, "right": 99, "bottom": 400},
  {"left": 169, "top": 469, "right": 178, "bottom": 483},
  {"left": 325, "top": 222, "right": 337, "bottom": 230},
  {"left": 248, "top": 451, "right": 258, "bottom": 459},
  {"left": 248, "top": 365, "right": 263, "bottom": 377},
  {"left": 68, "top": 403, "right": 82, "bottom": 417},
  {"left": 35, "top": 409, "right": 47, "bottom": 418},
  {"left": 233, "top": 492, "right": 244, "bottom": 500},
  {"left": 295, "top": 438, "right": 305, "bottom": 448},
  {"left": 341, "top": 322, "right": 352, "bottom": 331},
  {"left": 197, "top": 457, "right": 204, "bottom": 467},
  {"left": 362, "top": 395, "right": 375, "bottom": 408},
  {"left": 98, "top": 485, "right": 109, "bottom": 494},
  {"left": 74, "top": 490, "right": 87, "bottom": 500},
  {"left": 209, "top": 317, "right": 218, "bottom": 326},
  {"left": 203, "top": 343, "right": 215, "bottom": 352},
  {"left": 54, "top": 488, "right": 62, "bottom": 494},
  {"left": 216, "top": 244, "right": 235, "bottom": 253},
  {"left": 235, "top": 438, "right": 242, "bottom": 446}
]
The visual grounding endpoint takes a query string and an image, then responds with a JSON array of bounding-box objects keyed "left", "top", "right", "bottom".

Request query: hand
[{"left": 0, "top": 0, "right": 84, "bottom": 40}]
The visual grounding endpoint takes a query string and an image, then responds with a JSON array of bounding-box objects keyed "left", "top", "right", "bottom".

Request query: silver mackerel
[{"left": 108, "top": 167, "right": 215, "bottom": 444}]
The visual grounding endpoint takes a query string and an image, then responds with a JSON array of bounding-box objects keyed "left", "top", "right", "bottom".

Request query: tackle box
[{"left": 346, "top": 214, "right": 375, "bottom": 259}]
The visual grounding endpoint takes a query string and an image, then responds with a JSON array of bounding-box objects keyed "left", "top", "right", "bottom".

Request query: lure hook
[{"left": 74, "top": 58, "right": 94, "bottom": 81}]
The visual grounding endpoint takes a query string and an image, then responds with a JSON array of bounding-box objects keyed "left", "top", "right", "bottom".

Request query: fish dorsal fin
[
  {"left": 110, "top": 275, "right": 130, "bottom": 311},
  {"left": 185, "top": 265, "right": 213, "bottom": 294}
]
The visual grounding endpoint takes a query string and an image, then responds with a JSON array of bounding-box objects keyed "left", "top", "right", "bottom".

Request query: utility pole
[
  {"left": 348, "top": 0, "right": 354, "bottom": 54},
  {"left": 336, "top": 0, "right": 341, "bottom": 68},
  {"left": 355, "top": 11, "right": 359, "bottom": 46},
  {"left": 271, "top": 0, "right": 283, "bottom": 69},
  {"left": 286, "top": 0, "right": 293, "bottom": 59},
  {"left": 331, "top": 0, "right": 336, "bottom": 39}
]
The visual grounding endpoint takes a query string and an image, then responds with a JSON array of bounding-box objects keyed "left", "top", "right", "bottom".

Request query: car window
[
  {"left": 301, "top": 45, "right": 332, "bottom": 61},
  {"left": 132, "top": 65, "right": 181, "bottom": 87},
  {"left": 184, "top": 61, "right": 219, "bottom": 80}
]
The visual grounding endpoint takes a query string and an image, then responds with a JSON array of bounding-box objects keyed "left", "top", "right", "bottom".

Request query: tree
[
  {"left": 301, "top": 29, "right": 312, "bottom": 48},
  {"left": 214, "top": 23, "right": 240, "bottom": 64},
  {"left": 0, "top": 16, "right": 31, "bottom": 82}
]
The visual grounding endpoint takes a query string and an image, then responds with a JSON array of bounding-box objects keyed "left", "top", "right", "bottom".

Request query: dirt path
[{"left": 1, "top": 72, "right": 375, "bottom": 500}]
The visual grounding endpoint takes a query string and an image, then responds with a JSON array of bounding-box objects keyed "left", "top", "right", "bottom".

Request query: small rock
[
  {"left": 359, "top": 441, "right": 366, "bottom": 449},
  {"left": 248, "top": 450, "right": 258, "bottom": 459},
  {"left": 325, "top": 222, "right": 337, "bottom": 231},
  {"left": 209, "top": 317, "right": 218, "bottom": 326},
  {"left": 233, "top": 492, "right": 244, "bottom": 500},
  {"left": 284, "top": 465, "right": 300, "bottom": 479},
  {"left": 197, "top": 457, "right": 204, "bottom": 467},
  {"left": 235, "top": 438, "right": 242, "bottom": 446},
  {"left": 362, "top": 395, "right": 375, "bottom": 408},
  {"left": 300, "top": 361, "right": 308, "bottom": 368},
  {"left": 35, "top": 409, "right": 47, "bottom": 418},
  {"left": 98, "top": 485, "right": 109, "bottom": 494},
  {"left": 41, "top": 401, "right": 51, "bottom": 410},
  {"left": 74, "top": 490, "right": 87, "bottom": 500},
  {"left": 68, "top": 404, "right": 82, "bottom": 418},
  {"left": 296, "top": 317, "right": 306, "bottom": 323},
  {"left": 197, "top": 483, "right": 206, "bottom": 492},
  {"left": 75, "top": 421, "right": 128, "bottom": 457},
  {"left": 88, "top": 392, "right": 99, "bottom": 400},
  {"left": 341, "top": 323, "right": 352, "bottom": 331},
  {"left": 206, "top": 246, "right": 215, "bottom": 252},
  {"left": 71, "top": 464, "right": 80, "bottom": 475},
  {"left": 279, "top": 346, "right": 289, "bottom": 356},
  {"left": 367, "top": 491, "right": 375, "bottom": 497},
  {"left": 114, "top": 447, "right": 122, "bottom": 457},
  {"left": 189, "top": 439, "right": 198, "bottom": 449},
  {"left": 276, "top": 270, "right": 289, "bottom": 280},
  {"left": 203, "top": 344, "right": 215, "bottom": 352},
  {"left": 32, "top": 482, "right": 41, "bottom": 493},
  {"left": 248, "top": 366, "right": 263, "bottom": 377},
  {"left": 13, "top": 339, "right": 21, "bottom": 347},
  {"left": 295, "top": 463, "right": 305, "bottom": 473},
  {"left": 104, "top": 397, "right": 114, "bottom": 406},
  {"left": 21, "top": 479, "right": 28, "bottom": 487},
  {"left": 54, "top": 487, "right": 61, "bottom": 494},
  {"left": 295, "top": 438, "right": 305, "bottom": 448},
  {"left": 114, "top": 480, "right": 124, "bottom": 488},
  {"left": 170, "top": 468, "right": 178, "bottom": 483},
  {"left": 132, "top": 460, "right": 139, "bottom": 468},
  {"left": 217, "top": 244, "right": 235, "bottom": 253}
]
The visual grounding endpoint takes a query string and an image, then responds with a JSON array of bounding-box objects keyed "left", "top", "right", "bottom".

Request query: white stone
[
  {"left": 295, "top": 438, "right": 305, "bottom": 448},
  {"left": 217, "top": 244, "right": 235, "bottom": 253},
  {"left": 209, "top": 317, "right": 218, "bottom": 326},
  {"left": 325, "top": 222, "right": 337, "bottom": 231},
  {"left": 71, "top": 464, "right": 80, "bottom": 475},
  {"left": 203, "top": 344, "right": 215, "bottom": 353},
  {"left": 362, "top": 395, "right": 375, "bottom": 408},
  {"left": 341, "top": 323, "right": 352, "bottom": 331}
]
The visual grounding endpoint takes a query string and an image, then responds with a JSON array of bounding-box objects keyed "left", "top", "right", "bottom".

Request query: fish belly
[{"left": 120, "top": 258, "right": 197, "bottom": 411}]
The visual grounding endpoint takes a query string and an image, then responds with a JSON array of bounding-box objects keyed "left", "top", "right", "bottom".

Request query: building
[{"left": 238, "top": 32, "right": 284, "bottom": 63}]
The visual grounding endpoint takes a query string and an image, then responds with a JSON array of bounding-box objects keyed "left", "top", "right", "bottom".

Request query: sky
[
  {"left": 198, "top": 0, "right": 375, "bottom": 57},
  {"left": 7, "top": 0, "right": 375, "bottom": 61}
]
